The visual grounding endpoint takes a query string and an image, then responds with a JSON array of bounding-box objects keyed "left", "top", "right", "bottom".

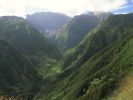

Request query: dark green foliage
[
  {"left": 38, "top": 13, "right": 133, "bottom": 100},
  {"left": 0, "top": 16, "right": 62, "bottom": 60},
  {"left": 55, "top": 14, "right": 101, "bottom": 50},
  {"left": 0, "top": 16, "right": 62, "bottom": 99},
  {"left": 55, "top": 13, "right": 111, "bottom": 50},
  {"left": 49, "top": 31, "right": 133, "bottom": 100},
  {"left": 61, "top": 13, "right": 133, "bottom": 72},
  {"left": 0, "top": 13, "right": 133, "bottom": 100},
  {"left": 0, "top": 40, "right": 41, "bottom": 99}
]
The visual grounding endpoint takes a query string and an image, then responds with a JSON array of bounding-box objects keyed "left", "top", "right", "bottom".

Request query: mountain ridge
[
  {"left": 37, "top": 13, "right": 133, "bottom": 100},
  {"left": 54, "top": 13, "right": 111, "bottom": 50},
  {"left": 0, "top": 16, "right": 62, "bottom": 60},
  {"left": 26, "top": 12, "right": 71, "bottom": 38}
]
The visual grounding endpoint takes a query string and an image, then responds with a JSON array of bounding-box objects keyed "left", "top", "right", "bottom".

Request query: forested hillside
[
  {"left": 0, "top": 12, "right": 132, "bottom": 100},
  {"left": 0, "top": 40, "right": 41, "bottom": 99},
  {"left": 55, "top": 13, "right": 111, "bottom": 50},
  {"left": 0, "top": 16, "right": 61, "bottom": 59},
  {"left": 38, "top": 13, "right": 133, "bottom": 100},
  {"left": 0, "top": 16, "right": 62, "bottom": 99}
]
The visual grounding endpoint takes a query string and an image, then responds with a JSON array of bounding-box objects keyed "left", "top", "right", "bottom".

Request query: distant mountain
[
  {"left": 55, "top": 13, "right": 111, "bottom": 50},
  {"left": 38, "top": 13, "right": 133, "bottom": 100},
  {"left": 0, "top": 40, "right": 41, "bottom": 99},
  {"left": 26, "top": 12, "right": 71, "bottom": 38},
  {"left": 0, "top": 16, "right": 61, "bottom": 61}
]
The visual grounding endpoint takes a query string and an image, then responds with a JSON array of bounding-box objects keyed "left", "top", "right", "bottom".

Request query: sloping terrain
[
  {"left": 106, "top": 70, "right": 133, "bottom": 100},
  {"left": 62, "top": 13, "right": 133, "bottom": 72},
  {"left": 0, "top": 16, "right": 63, "bottom": 98},
  {"left": 55, "top": 14, "right": 100, "bottom": 50},
  {"left": 38, "top": 13, "right": 133, "bottom": 100},
  {"left": 0, "top": 40, "right": 41, "bottom": 99},
  {"left": 55, "top": 13, "right": 111, "bottom": 50},
  {"left": 0, "top": 16, "right": 61, "bottom": 60},
  {"left": 0, "top": 13, "right": 132, "bottom": 100}
]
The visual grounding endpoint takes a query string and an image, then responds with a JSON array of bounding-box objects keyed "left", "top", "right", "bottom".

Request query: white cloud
[{"left": 0, "top": 0, "right": 127, "bottom": 17}]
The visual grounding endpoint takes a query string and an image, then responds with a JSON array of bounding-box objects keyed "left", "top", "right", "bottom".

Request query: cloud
[
  {"left": 0, "top": 0, "right": 127, "bottom": 16},
  {"left": 0, "top": 0, "right": 26, "bottom": 16}
]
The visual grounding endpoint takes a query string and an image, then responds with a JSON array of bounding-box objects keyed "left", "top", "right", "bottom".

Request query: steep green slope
[
  {"left": 51, "top": 32, "right": 133, "bottom": 100},
  {"left": 38, "top": 13, "right": 133, "bottom": 100},
  {"left": 55, "top": 13, "right": 111, "bottom": 50},
  {"left": 0, "top": 40, "right": 41, "bottom": 99},
  {"left": 55, "top": 14, "right": 100, "bottom": 50},
  {"left": 0, "top": 16, "right": 61, "bottom": 61},
  {"left": 62, "top": 13, "right": 133, "bottom": 73},
  {"left": 106, "top": 68, "right": 133, "bottom": 100}
]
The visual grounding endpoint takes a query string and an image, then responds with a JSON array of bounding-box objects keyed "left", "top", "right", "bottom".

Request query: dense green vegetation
[
  {"left": 38, "top": 13, "right": 133, "bottom": 100},
  {"left": 0, "top": 16, "right": 62, "bottom": 99},
  {"left": 0, "top": 16, "right": 62, "bottom": 77},
  {"left": 61, "top": 13, "right": 133, "bottom": 73},
  {"left": 49, "top": 36, "right": 133, "bottom": 100},
  {"left": 0, "top": 16, "right": 61, "bottom": 60},
  {"left": 55, "top": 14, "right": 100, "bottom": 50},
  {"left": 55, "top": 13, "right": 111, "bottom": 50},
  {"left": 0, "top": 40, "right": 41, "bottom": 99},
  {"left": 0, "top": 13, "right": 133, "bottom": 100}
]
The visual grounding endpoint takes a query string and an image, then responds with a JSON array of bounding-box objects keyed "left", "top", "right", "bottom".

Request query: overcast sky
[{"left": 0, "top": 0, "right": 132, "bottom": 17}]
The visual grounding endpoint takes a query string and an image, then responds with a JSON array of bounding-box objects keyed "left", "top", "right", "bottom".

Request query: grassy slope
[{"left": 106, "top": 68, "right": 133, "bottom": 100}]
